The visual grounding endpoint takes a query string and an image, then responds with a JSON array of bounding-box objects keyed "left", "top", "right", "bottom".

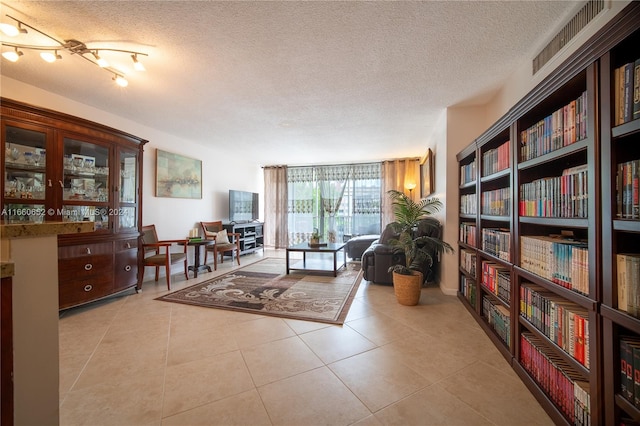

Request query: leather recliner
[{"left": 362, "top": 218, "right": 442, "bottom": 285}]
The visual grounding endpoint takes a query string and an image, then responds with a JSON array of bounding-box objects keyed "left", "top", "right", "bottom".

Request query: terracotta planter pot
[{"left": 392, "top": 270, "right": 423, "bottom": 306}]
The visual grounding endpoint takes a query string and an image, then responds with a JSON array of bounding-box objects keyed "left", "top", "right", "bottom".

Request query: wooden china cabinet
[{"left": 1, "top": 98, "right": 147, "bottom": 309}]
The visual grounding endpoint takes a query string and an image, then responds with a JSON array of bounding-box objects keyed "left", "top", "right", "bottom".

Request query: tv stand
[{"left": 223, "top": 222, "right": 264, "bottom": 255}]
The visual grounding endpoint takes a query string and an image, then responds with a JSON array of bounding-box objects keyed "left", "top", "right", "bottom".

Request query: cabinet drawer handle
[
  {"left": 124, "top": 265, "right": 132, "bottom": 272},
  {"left": 126, "top": 242, "right": 131, "bottom": 249},
  {"left": 86, "top": 247, "right": 92, "bottom": 255},
  {"left": 83, "top": 284, "right": 93, "bottom": 292},
  {"left": 84, "top": 263, "right": 93, "bottom": 271}
]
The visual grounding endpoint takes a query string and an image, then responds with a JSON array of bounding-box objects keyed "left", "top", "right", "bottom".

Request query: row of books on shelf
[
  {"left": 519, "top": 165, "right": 588, "bottom": 218},
  {"left": 620, "top": 336, "right": 640, "bottom": 410},
  {"left": 481, "top": 140, "right": 510, "bottom": 177},
  {"left": 459, "top": 222, "right": 476, "bottom": 246},
  {"left": 460, "top": 275, "right": 476, "bottom": 306},
  {"left": 617, "top": 253, "right": 640, "bottom": 316},
  {"left": 460, "top": 193, "right": 477, "bottom": 215},
  {"left": 481, "top": 261, "right": 511, "bottom": 305},
  {"left": 520, "top": 91, "right": 588, "bottom": 162},
  {"left": 520, "top": 333, "right": 591, "bottom": 426},
  {"left": 613, "top": 59, "right": 640, "bottom": 125},
  {"left": 481, "top": 228, "right": 511, "bottom": 261},
  {"left": 520, "top": 235, "right": 589, "bottom": 296},
  {"left": 460, "top": 160, "right": 476, "bottom": 185},
  {"left": 617, "top": 159, "right": 640, "bottom": 219},
  {"left": 482, "top": 296, "right": 510, "bottom": 347},
  {"left": 481, "top": 187, "right": 510, "bottom": 216},
  {"left": 520, "top": 283, "right": 590, "bottom": 368},
  {"left": 461, "top": 249, "right": 477, "bottom": 277}
]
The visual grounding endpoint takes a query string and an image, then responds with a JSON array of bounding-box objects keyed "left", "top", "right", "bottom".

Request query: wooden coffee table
[{"left": 286, "top": 242, "right": 347, "bottom": 277}]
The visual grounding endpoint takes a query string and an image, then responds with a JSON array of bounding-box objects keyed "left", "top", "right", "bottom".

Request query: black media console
[{"left": 223, "top": 222, "right": 264, "bottom": 255}]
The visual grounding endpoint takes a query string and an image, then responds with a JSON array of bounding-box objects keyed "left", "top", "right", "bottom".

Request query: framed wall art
[
  {"left": 420, "top": 148, "right": 434, "bottom": 198},
  {"left": 155, "top": 149, "right": 202, "bottom": 199}
]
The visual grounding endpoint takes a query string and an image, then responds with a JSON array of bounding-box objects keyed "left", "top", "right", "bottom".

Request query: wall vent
[{"left": 532, "top": 0, "right": 605, "bottom": 74}]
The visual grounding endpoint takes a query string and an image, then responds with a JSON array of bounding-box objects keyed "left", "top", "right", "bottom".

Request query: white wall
[
  {"left": 441, "top": 106, "right": 488, "bottom": 295},
  {"left": 1, "top": 76, "right": 264, "bottom": 242}
]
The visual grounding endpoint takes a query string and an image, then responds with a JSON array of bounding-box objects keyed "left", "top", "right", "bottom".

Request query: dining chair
[
  {"left": 140, "top": 224, "right": 189, "bottom": 290},
  {"left": 200, "top": 221, "right": 241, "bottom": 270}
]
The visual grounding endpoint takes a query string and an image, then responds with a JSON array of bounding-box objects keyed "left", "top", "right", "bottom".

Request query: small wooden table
[
  {"left": 286, "top": 242, "right": 347, "bottom": 277},
  {"left": 179, "top": 240, "right": 214, "bottom": 278}
]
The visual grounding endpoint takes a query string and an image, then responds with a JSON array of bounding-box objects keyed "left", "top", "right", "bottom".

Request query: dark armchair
[{"left": 362, "top": 218, "right": 442, "bottom": 285}]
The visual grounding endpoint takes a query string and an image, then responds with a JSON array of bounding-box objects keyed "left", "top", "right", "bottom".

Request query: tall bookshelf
[
  {"left": 456, "top": 3, "right": 640, "bottom": 424},
  {"left": 600, "top": 22, "right": 640, "bottom": 426}
]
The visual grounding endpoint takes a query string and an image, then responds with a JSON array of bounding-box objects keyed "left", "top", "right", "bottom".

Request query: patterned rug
[{"left": 156, "top": 258, "right": 363, "bottom": 324}]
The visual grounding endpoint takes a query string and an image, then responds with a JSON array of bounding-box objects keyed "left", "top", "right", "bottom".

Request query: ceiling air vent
[{"left": 532, "top": 0, "right": 605, "bottom": 74}]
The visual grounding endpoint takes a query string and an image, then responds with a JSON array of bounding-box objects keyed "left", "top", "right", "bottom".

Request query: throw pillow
[{"left": 216, "top": 229, "right": 230, "bottom": 244}]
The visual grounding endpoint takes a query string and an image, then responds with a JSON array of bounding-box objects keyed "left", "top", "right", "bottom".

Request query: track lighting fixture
[{"left": 0, "top": 14, "right": 148, "bottom": 87}]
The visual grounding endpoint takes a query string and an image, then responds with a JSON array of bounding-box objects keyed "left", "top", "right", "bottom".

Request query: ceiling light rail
[{"left": 0, "top": 14, "right": 148, "bottom": 87}]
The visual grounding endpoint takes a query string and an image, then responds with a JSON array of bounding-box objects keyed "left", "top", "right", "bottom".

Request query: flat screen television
[{"left": 229, "top": 190, "right": 259, "bottom": 223}]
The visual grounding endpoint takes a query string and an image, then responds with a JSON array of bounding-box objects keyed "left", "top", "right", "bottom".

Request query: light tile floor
[{"left": 59, "top": 249, "right": 553, "bottom": 425}]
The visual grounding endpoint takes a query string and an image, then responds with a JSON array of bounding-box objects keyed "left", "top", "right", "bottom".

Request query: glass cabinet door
[
  {"left": 117, "top": 149, "right": 138, "bottom": 231},
  {"left": 3, "top": 124, "right": 48, "bottom": 223},
  {"left": 62, "top": 137, "right": 109, "bottom": 229}
]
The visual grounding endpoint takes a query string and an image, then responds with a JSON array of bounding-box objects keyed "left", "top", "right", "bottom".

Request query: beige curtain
[
  {"left": 263, "top": 166, "right": 289, "bottom": 248},
  {"left": 381, "top": 158, "right": 420, "bottom": 227}
]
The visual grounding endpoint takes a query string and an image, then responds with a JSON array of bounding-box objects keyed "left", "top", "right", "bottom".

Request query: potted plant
[
  {"left": 310, "top": 228, "right": 321, "bottom": 245},
  {"left": 386, "top": 189, "right": 453, "bottom": 305}
]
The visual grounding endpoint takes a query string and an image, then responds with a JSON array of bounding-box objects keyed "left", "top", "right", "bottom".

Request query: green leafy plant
[
  {"left": 311, "top": 228, "right": 320, "bottom": 240},
  {"left": 386, "top": 189, "right": 454, "bottom": 276}
]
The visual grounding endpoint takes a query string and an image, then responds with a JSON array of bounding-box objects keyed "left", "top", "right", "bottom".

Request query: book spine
[
  {"left": 624, "top": 63, "right": 634, "bottom": 123},
  {"left": 634, "top": 344, "right": 640, "bottom": 408},
  {"left": 634, "top": 58, "right": 640, "bottom": 120},
  {"left": 634, "top": 159, "right": 639, "bottom": 219},
  {"left": 618, "top": 254, "right": 628, "bottom": 312}
]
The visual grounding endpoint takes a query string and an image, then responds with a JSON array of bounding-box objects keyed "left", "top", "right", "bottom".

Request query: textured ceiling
[{"left": 0, "top": 1, "right": 579, "bottom": 165}]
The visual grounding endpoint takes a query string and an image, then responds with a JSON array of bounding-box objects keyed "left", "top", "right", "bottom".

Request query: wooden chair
[
  {"left": 200, "top": 221, "right": 241, "bottom": 270},
  {"left": 141, "top": 224, "right": 189, "bottom": 290}
]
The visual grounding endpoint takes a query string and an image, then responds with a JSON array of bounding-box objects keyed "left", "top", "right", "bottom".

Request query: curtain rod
[{"left": 261, "top": 157, "right": 420, "bottom": 169}]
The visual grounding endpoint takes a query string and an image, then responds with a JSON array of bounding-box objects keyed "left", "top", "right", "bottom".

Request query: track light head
[
  {"left": 131, "top": 54, "right": 145, "bottom": 71},
  {"left": 93, "top": 51, "right": 109, "bottom": 68},
  {"left": 2, "top": 47, "right": 23, "bottom": 62},
  {"left": 0, "top": 22, "right": 27, "bottom": 37},
  {"left": 113, "top": 74, "right": 128, "bottom": 87},
  {"left": 40, "top": 50, "right": 62, "bottom": 63}
]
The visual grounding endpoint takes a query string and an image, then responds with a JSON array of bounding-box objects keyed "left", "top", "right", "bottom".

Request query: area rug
[{"left": 156, "top": 257, "right": 363, "bottom": 325}]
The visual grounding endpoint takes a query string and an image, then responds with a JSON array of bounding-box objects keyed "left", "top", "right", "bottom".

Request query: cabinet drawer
[
  {"left": 114, "top": 249, "right": 139, "bottom": 289},
  {"left": 58, "top": 242, "right": 113, "bottom": 259},
  {"left": 59, "top": 275, "right": 113, "bottom": 309},
  {"left": 58, "top": 255, "right": 112, "bottom": 281},
  {"left": 115, "top": 237, "right": 139, "bottom": 252}
]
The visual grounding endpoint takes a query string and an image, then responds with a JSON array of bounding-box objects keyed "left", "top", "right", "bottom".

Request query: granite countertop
[
  {"left": 1, "top": 261, "right": 14, "bottom": 278},
  {"left": 0, "top": 222, "right": 95, "bottom": 239}
]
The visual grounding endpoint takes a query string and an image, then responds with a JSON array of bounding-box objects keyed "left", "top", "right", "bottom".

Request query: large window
[{"left": 287, "top": 163, "right": 381, "bottom": 245}]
